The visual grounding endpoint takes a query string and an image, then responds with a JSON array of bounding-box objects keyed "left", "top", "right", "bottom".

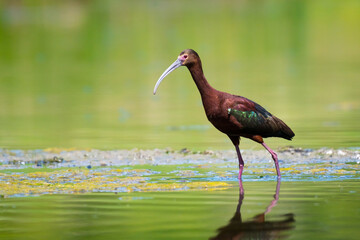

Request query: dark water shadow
[{"left": 210, "top": 180, "right": 295, "bottom": 240}]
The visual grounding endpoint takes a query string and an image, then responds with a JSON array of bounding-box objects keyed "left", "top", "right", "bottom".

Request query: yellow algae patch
[
  {"left": 280, "top": 167, "right": 302, "bottom": 174},
  {"left": 135, "top": 182, "right": 230, "bottom": 192},
  {"left": 0, "top": 168, "right": 231, "bottom": 197},
  {"left": 27, "top": 172, "right": 53, "bottom": 178},
  {"left": 310, "top": 168, "right": 328, "bottom": 174},
  {"left": 0, "top": 179, "right": 231, "bottom": 197},
  {"left": 281, "top": 167, "right": 295, "bottom": 171},
  {"left": 335, "top": 169, "right": 355, "bottom": 174},
  {"left": 109, "top": 169, "right": 153, "bottom": 177},
  {"left": 250, "top": 168, "right": 275, "bottom": 174}
]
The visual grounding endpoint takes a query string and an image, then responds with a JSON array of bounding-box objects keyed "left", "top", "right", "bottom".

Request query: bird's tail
[{"left": 275, "top": 117, "right": 295, "bottom": 140}]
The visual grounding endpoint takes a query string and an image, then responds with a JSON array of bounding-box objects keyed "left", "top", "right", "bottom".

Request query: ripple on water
[{"left": 0, "top": 181, "right": 359, "bottom": 239}]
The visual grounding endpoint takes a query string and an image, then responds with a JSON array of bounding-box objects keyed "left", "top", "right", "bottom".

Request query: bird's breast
[
  {"left": 201, "top": 92, "right": 242, "bottom": 134},
  {"left": 206, "top": 110, "right": 241, "bottom": 135}
]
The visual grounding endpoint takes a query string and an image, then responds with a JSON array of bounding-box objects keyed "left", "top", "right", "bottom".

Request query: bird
[{"left": 153, "top": 49, "right": 295, "bottom": 179}]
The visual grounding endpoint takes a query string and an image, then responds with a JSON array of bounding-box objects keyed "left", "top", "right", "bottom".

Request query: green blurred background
[{"left": 0, "top": 0, "right": 359, "bottom": 150}]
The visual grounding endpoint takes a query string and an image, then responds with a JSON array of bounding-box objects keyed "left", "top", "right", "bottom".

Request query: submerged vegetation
[
  {"left": 0, "top": 147, "right": 359, "bottom": 197},
  {"left": 0, "top": 167, "right": 230, "bottom": 197}
]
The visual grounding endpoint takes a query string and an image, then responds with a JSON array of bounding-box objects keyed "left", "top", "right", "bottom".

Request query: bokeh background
[{"left": 0, "top": 0, "right": 359, "bottom": 150}]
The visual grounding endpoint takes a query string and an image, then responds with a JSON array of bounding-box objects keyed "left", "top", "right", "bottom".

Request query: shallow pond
[
  {"left": 0, "top": 149, "right": 359, "bottom": 239},
  {"left": 1, "top": 180, "right": 359, "bottom": 240},
  {"left": 0, "top": 1, "right": 359, "bottom": 239}
]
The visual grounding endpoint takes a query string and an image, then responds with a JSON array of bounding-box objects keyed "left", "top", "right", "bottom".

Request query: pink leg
[
  {"left": 235, "top": 144, "right": 244, "bottom": 180},
  {"left": 229, "top": 136, "right": 244, "bottom": 181},
  {"left": 262, "top": 142, "right": 281, "bottom": 178}
]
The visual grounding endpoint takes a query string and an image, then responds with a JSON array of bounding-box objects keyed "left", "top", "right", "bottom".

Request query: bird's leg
[
  {"left": 229, "top": 136, "right": 244, "bottom": 180},
  {"left": 261, "top": 142, "right": 281, "bottom": 178},
  {"left": 235, "top": 144, "right": 244, "bottom": 180}
]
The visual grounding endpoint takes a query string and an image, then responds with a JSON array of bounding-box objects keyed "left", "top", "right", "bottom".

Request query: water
[
  {"left": 0, "top": 180, "right": 359, "bottom": 240},
  {"left": 0, "top": 0, "right": 359, "bottom": 150},
  {"left": 0, "top": 1, "right": 359, "bottom": 239},
  {"left": 0, "top": 149, "right": 359, "bottom": 239}
]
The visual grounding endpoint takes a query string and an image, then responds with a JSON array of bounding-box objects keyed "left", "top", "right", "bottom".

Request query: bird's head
[
  {"left": 153, "top": 49, "right": 200, "bottom": 95},
  {"left": 178, "top": 49, "right": 200, "bottom": 67}
]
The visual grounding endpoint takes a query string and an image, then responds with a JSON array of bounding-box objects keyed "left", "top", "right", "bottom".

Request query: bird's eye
[{"left": 183, "top": 55, "right": 188, "bottom": 59}]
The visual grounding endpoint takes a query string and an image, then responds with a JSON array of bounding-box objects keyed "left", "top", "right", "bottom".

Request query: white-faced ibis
[{"left": 153, "top": 49, "right": 295, "bottom": 179}]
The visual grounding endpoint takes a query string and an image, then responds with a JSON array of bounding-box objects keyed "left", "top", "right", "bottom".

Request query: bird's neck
[{"left": 187, "top": 63, "right": 216, "bottom": 97}]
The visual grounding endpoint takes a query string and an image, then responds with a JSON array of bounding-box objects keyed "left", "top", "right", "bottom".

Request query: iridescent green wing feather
[
  {"left": 227, "top": 103, "right": 294, "bottom": 139},
  {"left": 228, "top": 108, "right": 270, "bottom": 129},
  {"left": 227, "top": 101, "right": 282, "bottom": 135}
]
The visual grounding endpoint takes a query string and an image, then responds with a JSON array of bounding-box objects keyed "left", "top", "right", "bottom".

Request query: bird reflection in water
[{"left": 210, "top": 180, "right": 295, "bottom": 240}]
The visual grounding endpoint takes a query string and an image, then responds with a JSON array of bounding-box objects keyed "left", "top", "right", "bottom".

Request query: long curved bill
[{"left": 153, "top": 59, "right": 182, "bottom": 95}]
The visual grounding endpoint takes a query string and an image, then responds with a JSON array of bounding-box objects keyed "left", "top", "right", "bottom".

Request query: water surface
[
  {"left": 1, "top": 180, "right": 359, "bottom": 240},
  {"left": 0, "top": 0, "right": 359, "bottom": 150},
  {"left": 0, "top": 2, "right": 359, "bottom": 239}
]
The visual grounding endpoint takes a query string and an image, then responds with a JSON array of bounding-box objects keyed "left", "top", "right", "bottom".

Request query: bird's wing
[
  {"left": 227, "top": 97, "right": 281, "bottom": 136},
  {"left": 226, "top": 96, "right": 294, "bottom": 139}
]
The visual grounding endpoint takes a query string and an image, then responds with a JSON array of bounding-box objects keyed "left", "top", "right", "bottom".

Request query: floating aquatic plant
[{"left": 0, "top": 148, "right": 359, "bottom": 197}]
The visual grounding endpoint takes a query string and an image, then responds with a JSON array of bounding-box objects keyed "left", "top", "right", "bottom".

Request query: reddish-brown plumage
[{"left": 154, "top": 49, "right": 295, "bottom": 179}]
